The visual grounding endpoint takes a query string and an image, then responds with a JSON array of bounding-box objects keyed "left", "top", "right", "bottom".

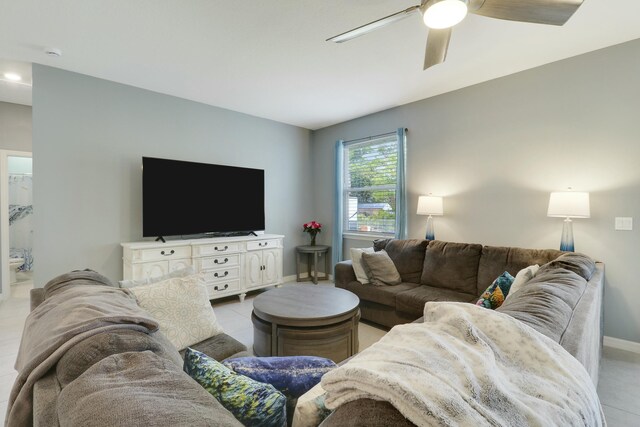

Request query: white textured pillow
[
  {"left": 350, "top": 247, "right": 375, "bottom": 284},
  {"left": 130, "top": 274, "right": 223, "bottom": 350},
  {"left": 508, "top": 264, "right": 540, "bottom": 298},
  {"left": 119, "top": 266, "right": 195, "bottom": 289}
]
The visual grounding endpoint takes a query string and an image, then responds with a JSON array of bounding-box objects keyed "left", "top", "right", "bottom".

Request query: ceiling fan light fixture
[{"left": 423, "top": 0, "right": 468, "bottom": 29}]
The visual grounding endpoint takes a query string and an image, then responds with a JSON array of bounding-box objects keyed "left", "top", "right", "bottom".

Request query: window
[{"left": 343, "top": 133, "right": 400, "bottom": 236}]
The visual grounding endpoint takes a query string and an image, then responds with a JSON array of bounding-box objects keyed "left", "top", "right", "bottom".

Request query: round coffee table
[{"left": 252, "top": 285, "right": 360, "bottom": 363}]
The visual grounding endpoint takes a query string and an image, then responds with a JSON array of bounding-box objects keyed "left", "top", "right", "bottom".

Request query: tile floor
[{"left": 0, "top": 279, "right": 639, "bottom": 425}]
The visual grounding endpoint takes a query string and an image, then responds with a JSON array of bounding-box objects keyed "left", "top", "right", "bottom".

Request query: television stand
[
  {"left": 122, "top": 234, "right": 285, "bottom": 303},
  {"left": 155, "top": 236, "right": 166, "bottom": 243}
]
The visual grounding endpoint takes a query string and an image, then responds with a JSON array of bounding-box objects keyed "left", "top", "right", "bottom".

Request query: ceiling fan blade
[
  {"left": 424, "top": 28, "right": 452, "bottom": 70},
  {"left": 470, "top": 0, "right": 584, "bottom": 26},
  {"left": 327, "top": 5, "right": 421, "bottom": 43}
]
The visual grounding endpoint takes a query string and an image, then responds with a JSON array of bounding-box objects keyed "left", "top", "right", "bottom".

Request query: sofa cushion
[
  {"left": 57, "top": 351, "right": 241, "bottom": 427},
  {"left": 476, "top": 246, "right": 563, "bottom": 295},
  {"left": 344, "top": 281, "right": 419, "bottom": 308},
  {"left": 56, "top": 329, "right": 182, "bottom": 387},
  {"left": 420, "top": 241, "right": 483, "bottom": 295},
  {"left": 396, "top": 285, "right": 477, "bottom": 316},
  {"left": 361, "top": 250, "right": 402, "bottom": 286},
  {"left": 373, "top": 238, "right": 391, "bottom": 252},
  {"left": 543, "top": 252, "right": 596, "bottom": 281},
  {"left": 497, "top": 267, "right": 588, "bottom": 342},
  {"left": 372, "top": 239, "right": 429, "bottom": 284}
]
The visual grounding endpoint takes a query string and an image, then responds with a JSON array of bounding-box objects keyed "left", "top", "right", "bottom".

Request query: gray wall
[
  {"left": 312, "top": 39, "right": 640, "bottom": 343},
  {"left": 0, "top": 101, "right": 32, "bottom": 151},
  {"left": 32, "top": 65, "right": 313, "bottom": 286}
]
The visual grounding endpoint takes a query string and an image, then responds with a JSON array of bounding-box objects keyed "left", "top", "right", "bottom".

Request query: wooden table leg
[{"left": 313, "top": 252, "right": 319, "bottom": 284}]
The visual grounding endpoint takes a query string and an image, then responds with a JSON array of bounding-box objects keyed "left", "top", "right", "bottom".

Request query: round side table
[{"left": 295, "top": 245, "right": 330, "bottom": 284}]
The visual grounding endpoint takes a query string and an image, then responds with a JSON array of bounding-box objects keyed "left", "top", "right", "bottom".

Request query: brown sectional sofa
[
  {"left": 326, "top": 239, "right": 605, "bottom": 427},
  {"left": 335, "top": 239, "right": 566, "bottom": 328},
  {"left": 24, "top": 284, "right": 248, "bottom": 426}
]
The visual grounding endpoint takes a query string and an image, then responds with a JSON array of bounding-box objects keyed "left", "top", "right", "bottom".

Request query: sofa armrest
[
  {"left": 335, "top": 260, "right": 357, "bottom": 289},
  {"left": 31, "top": 288, "right": 45, "bottom": 312}
]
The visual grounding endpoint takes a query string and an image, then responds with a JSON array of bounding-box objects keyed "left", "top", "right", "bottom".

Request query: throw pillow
[
  {"left": 119, "top": 266, "right": 196, "bottom": 289},
  {"left": 476, "top": 271, "right": 515, "bottom": 309},
  {"left": 350, "top": 247, "right": 375, "bottom": 284},
  {"left": 507, "top": 264, "right": 540, "bottom": 298},
  {"left": 130, "top": 274, "right": 223, "bottom": 350},
  {"left": 361, "top": 250, "right": 402, "bottom": 286},
  {"left": 184, "top": 348, "right": 287, "bottom": 427},
  {"left": 223, "top": 356, "right": 336, "bottom": 399},
  {"left": 292, "top": 382, "right": 331, "bottom": 427}
]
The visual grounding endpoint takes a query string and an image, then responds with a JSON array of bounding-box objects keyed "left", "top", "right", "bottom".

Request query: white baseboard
[
  {"left": 282, "top": 274, "right": 333, "bottom": 283},
  {"left": 603, "top": 336, "right": 640, "bottom": 354}
]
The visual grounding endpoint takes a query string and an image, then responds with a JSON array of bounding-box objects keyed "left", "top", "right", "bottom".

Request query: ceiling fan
[{"left": 327, "top": 0, "right": 584, "bottom": 70}]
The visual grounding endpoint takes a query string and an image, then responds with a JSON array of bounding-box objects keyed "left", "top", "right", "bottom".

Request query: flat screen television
[{"left": 142, "top": 157, "right": 265, "bottom": 237}]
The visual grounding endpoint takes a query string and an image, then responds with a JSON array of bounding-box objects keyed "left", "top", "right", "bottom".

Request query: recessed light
[{"left": 3, "top": 72, "right": 22, "bottom": 81}]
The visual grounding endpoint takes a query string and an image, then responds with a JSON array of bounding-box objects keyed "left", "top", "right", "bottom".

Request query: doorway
[{"left": 0, "top": 150, "right": 33, "bottom": 300}]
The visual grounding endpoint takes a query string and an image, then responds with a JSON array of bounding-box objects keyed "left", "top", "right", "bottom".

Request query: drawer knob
[
  {"left": 214, "top": 284, "right": 229, "bottom": 291},
  {"left": 214, "top": 271, "right": 229, "bottom": 278},
  {"left": 215, "top": 246, "right": 228, "bottom": 252},
  {"left": 214, "top": 258, "right": 229, "bottom": 265},
  {"left": 160, "top": 250, "right": 175, "bottom": 256},
  {"left": 258, "top": 242, "right": 268, "bottom": 247}
]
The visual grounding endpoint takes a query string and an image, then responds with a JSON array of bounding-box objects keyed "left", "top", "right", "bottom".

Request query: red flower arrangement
[{"left": 303, "top": 221, "right": 322, "bottom": 245}]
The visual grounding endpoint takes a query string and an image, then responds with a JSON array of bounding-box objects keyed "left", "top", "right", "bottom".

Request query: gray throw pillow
[{"left": 361, "top": 250, "right": 402, "bottom": 286}]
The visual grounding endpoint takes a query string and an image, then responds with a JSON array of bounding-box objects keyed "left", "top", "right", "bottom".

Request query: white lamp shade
[
  {"left": 417, "top": 196, "right": 444, "bottom": 216},
  {"left": 547, "top": 191, "right": 590, "bottom": 218}
]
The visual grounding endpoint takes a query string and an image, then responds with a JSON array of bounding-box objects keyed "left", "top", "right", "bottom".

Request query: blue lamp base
[
  {"left": 559, "top": 217, "right": 575, "bottom": 252},
  {"left": 425, "top": 215, "right": 435, "bottom": 240}
]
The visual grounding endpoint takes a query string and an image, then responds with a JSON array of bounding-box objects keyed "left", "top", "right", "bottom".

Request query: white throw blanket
[{"left": 321, "top": 302, "right": 605, "bottom": 427}]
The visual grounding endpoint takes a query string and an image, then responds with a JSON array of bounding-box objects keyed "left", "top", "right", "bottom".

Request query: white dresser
[{"left": 122, "top": 234, "right": 284, "bottom": 301}]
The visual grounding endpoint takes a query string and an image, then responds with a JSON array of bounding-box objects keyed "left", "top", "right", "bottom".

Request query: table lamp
[
  {"left": 417, "top": 195, "right": 443, "bottom": 240},
  {"left": 547, "top": 189, "right": 590, "bottom": 252}
]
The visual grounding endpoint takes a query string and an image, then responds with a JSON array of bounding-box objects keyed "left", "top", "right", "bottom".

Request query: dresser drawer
[
  {"left": 194, "top": 242, "right": 244, "bottom": 256},
  {"left": 196, "top": 254, "right": 240, "bottom": 271},
  {"left": 133, "top": 245, "right": 191, "bottom": 262},
  {"left": 207, "top": 280, "right": 241, "bottom": 298},
  {"left": 131, "top": 261, "right": 169, "bottom": 279},
  {"left": 246, "top": 239, "right": 280, "bottom": 251},
  {"left": 203, "top": 267, "right": 240, "bottom": 283}
]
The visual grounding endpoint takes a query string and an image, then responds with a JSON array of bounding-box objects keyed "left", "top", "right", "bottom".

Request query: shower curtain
[{"left": 9, "top": 174, "right": 33, "bottom": 271}]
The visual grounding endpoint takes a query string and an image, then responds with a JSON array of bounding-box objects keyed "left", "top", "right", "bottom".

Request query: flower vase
[{"left": 310, "top": 234, "right": 316, "bottom": 246}]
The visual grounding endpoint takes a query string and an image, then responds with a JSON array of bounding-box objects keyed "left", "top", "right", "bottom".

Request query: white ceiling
[
  {"left": 0, "top": 59, "right": 32, "bottom": 106},
  {"left": 1, "top": 0, "right": 639, "bottom": 130}
]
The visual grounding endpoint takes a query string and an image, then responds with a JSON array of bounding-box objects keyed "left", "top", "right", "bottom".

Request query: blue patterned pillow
[
  {"left": 223, "top": 356, "right": 336, "bottom": 399},
  {"left": 476, "top": 271, "right": 515, "bottom": 309},
  {"left": 184, "top": 348, "right": 287, "bottom": 427}
]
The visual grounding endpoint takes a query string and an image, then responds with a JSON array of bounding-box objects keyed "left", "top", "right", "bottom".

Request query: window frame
[{"left": 342, "top": 133, "right": 400, "bottom": 238}]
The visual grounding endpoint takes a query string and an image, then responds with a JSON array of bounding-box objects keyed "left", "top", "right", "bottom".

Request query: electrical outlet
[{"left": 615, "top": 217, "right": 633, "bottom": 231}]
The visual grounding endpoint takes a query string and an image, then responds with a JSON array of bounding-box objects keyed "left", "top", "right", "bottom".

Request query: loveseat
[
  {"left": 8, "top": 271, "right": 248, "bottom": 427},
  {"left": 326, "top": 239, "right": 604, "bottom": 426}
]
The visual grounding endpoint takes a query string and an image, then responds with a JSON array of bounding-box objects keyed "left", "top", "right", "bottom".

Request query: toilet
[{"left": 9, "top": 258, "right": 24, "bottom": 284}]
